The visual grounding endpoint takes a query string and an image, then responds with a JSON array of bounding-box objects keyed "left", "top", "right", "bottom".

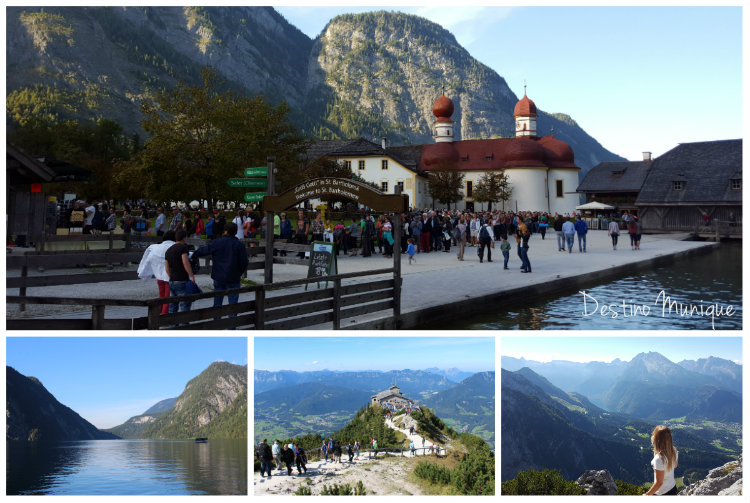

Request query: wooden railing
[
  {"left": 6, "top": 269, "right": 399, "bottom": 330},
  {"left": 692, "top": 220, "right": 742, "bottom": 240}
]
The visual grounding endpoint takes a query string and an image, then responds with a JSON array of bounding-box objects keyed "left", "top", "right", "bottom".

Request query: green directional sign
[
  {"left": 244, "top": 192, "right": 267, "bottom": 202},
  {"left": 244, "top": 166, "right": 268, "bottom": 177},
  {"left": 228, "top": 178, "right": 267, "bottom": 188}
]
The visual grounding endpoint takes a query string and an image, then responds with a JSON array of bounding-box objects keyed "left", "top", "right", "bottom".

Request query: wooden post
[
  {"left": 147, "top": 302, "right": 162, "bottom": 330},
  {"left": 392, "top": 211, "right": 402, "bottom": 329},
  {"left": 333, "top": 278, "right": 341, "bottom": 330},
  {"left": 264, "top": 156, "right": 276, "bottom": 285},
  {"left": 255, "top": 288, "right": 265, "bottom": 329},
  {"left": 91, "top": 304, "right": 105, "bottom": 330},
  {"left": 19, "top": 264, "right": 28, "bottom": 312}
]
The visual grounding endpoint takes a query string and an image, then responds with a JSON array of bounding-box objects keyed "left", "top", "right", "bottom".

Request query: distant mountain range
[
  {"left": 501, "top": 353, "right": 741, "bottom": 421},
  {"left": 254, "top": 368, "right": 494, "bottom": 446},
  {"left": 6, "top": 366, "right": 117, "bottom": 442},
  {"left": 6, "top": 6, "right": 625, "bottom": 174},
  {"left": 254, "top": 368, "right": 456, "bottom": 399},
  {"left": 501, "top": 367, "right": 735, "bottom": 484}
]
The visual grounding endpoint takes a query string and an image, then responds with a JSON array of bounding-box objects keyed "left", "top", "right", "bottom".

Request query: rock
[
  {"left": 679, "top": 456, "right": 742, "bottom": 496},
  {"left": 576, "top": 469, "right": 618, "bottom": 495}
]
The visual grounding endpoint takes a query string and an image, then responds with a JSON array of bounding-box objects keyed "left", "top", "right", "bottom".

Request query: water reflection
[
  {"left": 432, "top": 242, "right": 742, "bottom": 330},
  {"left": 6, "top": 439, "right": 247, "bottom": 495}
]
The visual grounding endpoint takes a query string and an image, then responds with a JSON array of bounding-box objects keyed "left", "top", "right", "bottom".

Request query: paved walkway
[{"left": 6, "top": 231, "right": 717, "bottom": 328}]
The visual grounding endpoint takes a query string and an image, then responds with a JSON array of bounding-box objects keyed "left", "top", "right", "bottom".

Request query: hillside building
[
  {"left": 308, "top": 92, "right": 581, "bottom": 213},
  {"left": 371, "top": 384, "right": 417, "bottom": 410}
]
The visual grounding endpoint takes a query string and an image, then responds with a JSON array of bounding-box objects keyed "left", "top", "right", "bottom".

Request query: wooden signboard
[
  {"left": 263, "top": 177, "right": 408, "bottom": 213},
  {"left": 69, "top": 210, "right": 84, "bottom": 234},
  {"left": 305, "top": 241, "right": 337, "bottom": 289}
]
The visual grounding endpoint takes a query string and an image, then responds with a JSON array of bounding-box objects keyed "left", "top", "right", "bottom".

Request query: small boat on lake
[{"left": 194, "top": 438, "right": 208, "bottom": 443}]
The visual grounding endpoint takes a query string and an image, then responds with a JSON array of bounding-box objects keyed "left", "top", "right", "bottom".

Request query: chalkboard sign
[{"left": 306, "top": 241, "right": 337, "bottom": 289}]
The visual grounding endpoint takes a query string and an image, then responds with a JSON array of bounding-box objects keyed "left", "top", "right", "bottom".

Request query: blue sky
[
  {"left": 5, "top": 337, "right": 247, "bottom": 429},
  {"left": 275, "top": 3, "right": 743, "bottom": 160},
  {"left": 502, "top": 336, "right": 742, "bottom": 364},
  {"left": 254, "top": 336, "right": 495, "bottom": 372}
]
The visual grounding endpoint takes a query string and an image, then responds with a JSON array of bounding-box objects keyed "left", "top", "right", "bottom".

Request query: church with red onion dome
[
  {"left": 418, "top": 90, "right": 581, "bottom": 213},
  {"left": 306, "top": 89, "right": 580, "bottom": 212}
]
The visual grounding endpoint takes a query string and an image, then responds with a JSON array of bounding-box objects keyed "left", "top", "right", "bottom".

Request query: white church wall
[{"left": 548, "top": 169, "right": 581, "bottom": 215}]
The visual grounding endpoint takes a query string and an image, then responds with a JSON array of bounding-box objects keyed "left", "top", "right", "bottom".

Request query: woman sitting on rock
[{"left": 644, "top": 425, "right": 678, "bottom": 495}]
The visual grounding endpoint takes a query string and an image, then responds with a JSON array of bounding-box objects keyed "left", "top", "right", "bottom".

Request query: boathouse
[
  {"left": 635, "top": 139, "right": 742, "bottom": 233},
  {"left": 576, "top": 152, "right": 653, "bottom": 216}
]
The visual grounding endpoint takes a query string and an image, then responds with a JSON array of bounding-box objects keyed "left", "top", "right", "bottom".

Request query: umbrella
[{"left": 576, "top": 201, "right": 615, "bottom": 211}]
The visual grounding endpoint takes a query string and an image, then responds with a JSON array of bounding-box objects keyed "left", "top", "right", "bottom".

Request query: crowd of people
[{"left": 130, "top": 202, "right": 649, "bottom": 318}]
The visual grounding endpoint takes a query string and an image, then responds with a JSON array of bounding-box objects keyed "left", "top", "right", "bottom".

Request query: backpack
[
  {"left": 452, "top": 227, "right": 461, "bottom": 241},
  {"left": 189, "top": 253, "right": 200, "bottom": 274},
  {"left": 134, "top": 216, "right": 148, "bottom": 232},
  {"left": 479, "top": 224, "right": 490, "bottom": 240}
]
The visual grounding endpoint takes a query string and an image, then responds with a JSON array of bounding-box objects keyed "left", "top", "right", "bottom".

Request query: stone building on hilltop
[{"left": 371, "top": 384, "right": 417, "bottom": 410}]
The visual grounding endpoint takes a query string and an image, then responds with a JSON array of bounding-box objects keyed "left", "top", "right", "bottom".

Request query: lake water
[
  {"left": 6, "top": 439, "right": 247, "bottom": 495},
  {"left": 433, "top": 242, "right": 742, "bottom": 330}
]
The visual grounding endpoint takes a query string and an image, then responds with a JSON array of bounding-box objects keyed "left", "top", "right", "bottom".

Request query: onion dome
[
  {"left": 505, "top": 137, "right": 546, "bottom": 166},
  {"left": 513, "top": 94, "right": 537, "bottom": 117},
  {"left": 432, "top": 94, "right": 454, "bottom": 121},
  {"left": 539, "top": 136, "right": 575, "bottom": 164},
  {"left": 422, "top": 142, "right": 459, "bottom": 167}
]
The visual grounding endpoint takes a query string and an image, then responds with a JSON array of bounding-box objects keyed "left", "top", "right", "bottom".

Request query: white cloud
[
  {"left": 412, "top": 6, "right": 514, "bottom": 48},
  {"left": 311, "top": 360, "right": 319, "bottom": 365}
]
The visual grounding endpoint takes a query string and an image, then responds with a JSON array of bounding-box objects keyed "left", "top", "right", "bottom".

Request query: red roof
[
  {"left": 432, "top": 94, "right": 454, "bottom": 121},
  {"left": 513, "top": 94, "right": 537, "bottom": 117},
  {"left": 419, "top": 137, "right": 578, "bottom": 172}
]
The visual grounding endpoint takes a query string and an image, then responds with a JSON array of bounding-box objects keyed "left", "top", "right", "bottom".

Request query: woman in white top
[{"left": 644, "top": 425, "right": 678, "bottom": 495}]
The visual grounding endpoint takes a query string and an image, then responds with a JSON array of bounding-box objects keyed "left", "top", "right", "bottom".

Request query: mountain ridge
[{"left": 6, "top": 6, "right": 625, "bottom": 174}]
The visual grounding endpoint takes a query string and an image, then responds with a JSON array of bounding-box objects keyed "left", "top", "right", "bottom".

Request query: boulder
[
  {"left": 576, "top": 469, "right": 618, "bottom": 495},
  {"left": 679, "top": 456, "right": 742, "bottom": 496}
]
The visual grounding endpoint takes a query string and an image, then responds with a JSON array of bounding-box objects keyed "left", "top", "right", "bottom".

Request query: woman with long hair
[{"left": 644, "top": 425, "right": 679, "bottom": 495}]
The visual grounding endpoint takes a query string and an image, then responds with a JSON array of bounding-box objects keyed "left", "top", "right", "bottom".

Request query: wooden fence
[
  {"left": 7, "top": 233, "right": 402, "bottom": 330},
  {"left": 6, "top": 269, "right": 398, "bottom": 330}
]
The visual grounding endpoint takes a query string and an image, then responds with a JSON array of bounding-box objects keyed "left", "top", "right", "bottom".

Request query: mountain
[
  {"left": 6, "top": 7, "right": 625, "bottom": 174},
  {"left": 423, "top": 371, "right": 494, "bottom": 446},
  {"left": 255, "top": 383, "right": 372, "bottom": 416},
  {"left": 254, "top": 369, "right": 454, "bottom": 399},
  {"left": 678, "top": 357, "right": 742, "bottom": 394},
  {"left": 602, "top": 352, "right": 741, "bottom": 422},
  {"left": 501, "top": 368, "right": 734, "bottom": 484},
  {"left": 501, "top": 356, "right": 627, "bottom": 405},
  {"left": 6, "top": 366, "right": 117, "bottom": 441},
  {"left": 143, "top": 397, "right": 177, "bottom": 415},
  {"left": 104, "top": 397, "right": 176, "bottom": 439},
  {"left": 423, "top": 367, "right": 474, "bottom": 383},
  {"left": 139, "top": 362, "right": 247, "bottom": 439}
]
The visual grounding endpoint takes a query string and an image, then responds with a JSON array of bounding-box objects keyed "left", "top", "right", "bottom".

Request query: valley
[{"left": 501, "top": 351, "right": 741, "bottom": 486}]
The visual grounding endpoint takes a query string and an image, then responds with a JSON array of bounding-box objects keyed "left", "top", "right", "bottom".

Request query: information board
[{"left": 305, "top": 241, "right": 337, "bottom": 289}]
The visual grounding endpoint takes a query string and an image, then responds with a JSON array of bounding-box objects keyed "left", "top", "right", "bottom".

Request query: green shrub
[
  {"left": 501, "top": 468, "right": 585, "bottom": 495},
  {"left": 320, "top": 481, "right": 367, "bottom": 495},
  {"left": 615, "top": 479, "right": 646, "bottom": 495},
  {"left": 294, "top": 485, "right": 312, "bottom": 495},
  {"left": 414, "top": 461, "right": 452, "bottom": 485},
  {"left": 452, "top": 445, "right": 495, "bottom": 495}
]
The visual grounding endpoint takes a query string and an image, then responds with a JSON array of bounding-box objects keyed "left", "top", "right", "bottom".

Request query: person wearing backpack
[
  {"left": 193, "top": 212, "right": 205, "bottom": 238},
  {"left": 477, "top": 220, "right": 494, "bottom": 263},
  {"left": 608, "top": 218, "right": 621, "bottom": 250},
  {"left": 90, "top": 204, "right": 105, "bottom": 236}
]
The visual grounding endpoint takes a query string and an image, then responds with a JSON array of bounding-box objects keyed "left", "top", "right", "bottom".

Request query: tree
[
  {"left": 8, "top": 116, "right": 132, "bottom": 202},
  {"left": 116, "top": 66, "right": 307, "bottom": 209},
  {"left": 427, "top": 161, "right": 464, "bottom": 209},
  {"left": 473, "top": 171, "right": 511, "bottom": 211}
]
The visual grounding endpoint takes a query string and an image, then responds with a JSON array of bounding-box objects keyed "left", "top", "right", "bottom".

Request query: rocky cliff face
[
  {"left": 141, "top": 361, "right": 247, "bottom": 439},
  {"left": 680, "top": 456, "right": 742, "bottom": 496},
  {"left": 6, "top": 7, "right": 624, "bottom": 174},
  {"left": 6, "top": 366, "right": 117, "bottom": 441}
]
